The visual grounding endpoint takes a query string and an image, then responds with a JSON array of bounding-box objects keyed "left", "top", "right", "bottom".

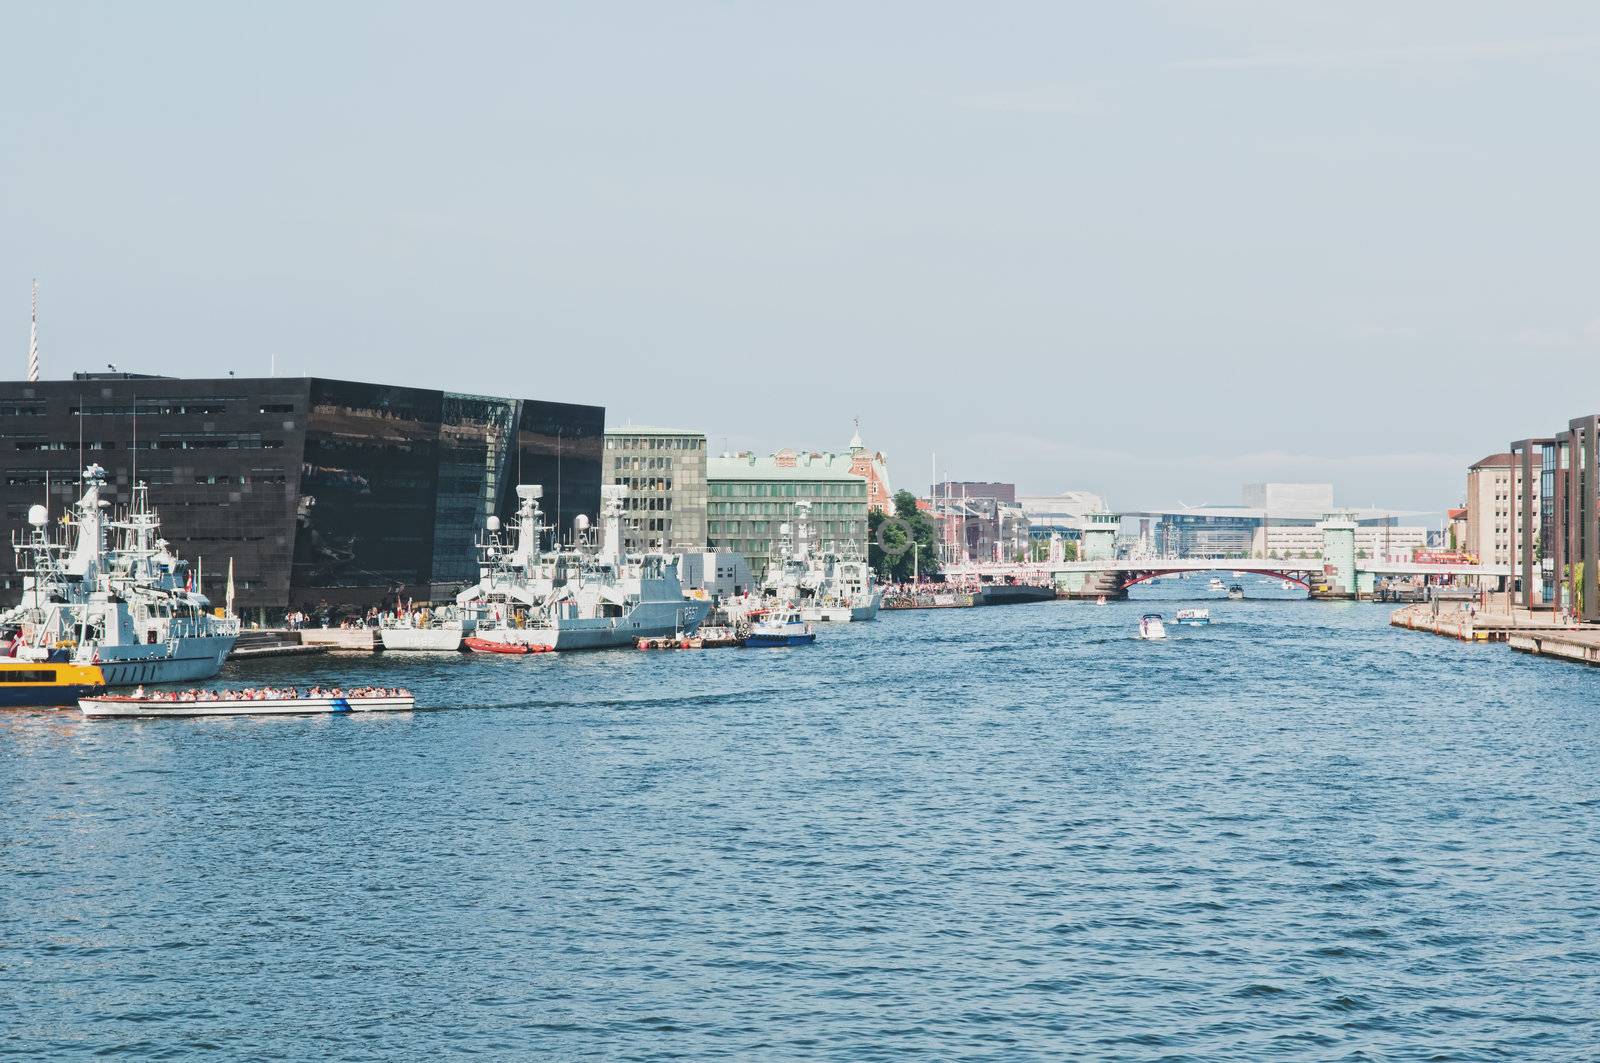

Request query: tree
[{"left": 869, "top": 491, "right": 943, "bottom": 582}]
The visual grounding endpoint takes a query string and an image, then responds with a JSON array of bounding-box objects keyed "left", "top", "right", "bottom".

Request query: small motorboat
[
  {"left": 1280, "top": 580, "right": 1295, "bottom": 592},
  {"left": 1094, "top": 595, "right": 1107, "bottom": 606},
  {"left": 1138, "top": 613, "right": 1168, "bottom": 640},
  {"left": 463, "top": 632, "right": 553, "bottom": 654},
  {"left": 745, "top": 609, "right": 816, "bottom": 648},
  {"left": 1174, "top": 608, "right": 1210, "bottom": 626},
  {"left": 1227, "top": 584, "right": 1245, "bottom": 601},
  {"left": 1208, "top": 577, "right": 1225, "bottom": 592},
  {"left": 79, "top": 686, "right": 415, "bottom": 718}
]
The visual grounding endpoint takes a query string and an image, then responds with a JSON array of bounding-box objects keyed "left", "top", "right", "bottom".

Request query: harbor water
[{"left": 4, "top": 598, "right": 1598, "bottom": 1059}]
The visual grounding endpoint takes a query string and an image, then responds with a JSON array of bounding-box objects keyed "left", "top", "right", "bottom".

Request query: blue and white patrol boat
[{"left": 745, "top": 608, "right": 816, "bottom": 647}]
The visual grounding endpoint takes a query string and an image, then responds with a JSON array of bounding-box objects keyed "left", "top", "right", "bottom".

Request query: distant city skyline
[{"left": 7, "top": 2, "right": 1600, "bottom": 516}]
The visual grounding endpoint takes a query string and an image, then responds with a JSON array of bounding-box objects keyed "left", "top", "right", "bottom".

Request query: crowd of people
[
  {"left": 125, "top": 685, "right": 411, "bottom": 703},
  {"left": 284, "top": 606, "right": 445, "bottom": 631}
]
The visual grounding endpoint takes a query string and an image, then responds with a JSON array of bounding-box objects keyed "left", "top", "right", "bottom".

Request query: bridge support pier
[
  {"left": 1052, "top": 569, "right": 1126, "bottom": 600},
  {"left": 1317, "top": 513, "right": 1359, "bottom": 599}
]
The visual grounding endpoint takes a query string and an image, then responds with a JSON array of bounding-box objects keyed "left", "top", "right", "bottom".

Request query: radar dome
[
  {"left": 574, "top": 514, "right": 591, "bottom": 533},
  {"left": 27, "top": 504, "right": 47, "bottom": 527},
  {"left": 486, "top": 516, "right": 502, "bottom": 532}
]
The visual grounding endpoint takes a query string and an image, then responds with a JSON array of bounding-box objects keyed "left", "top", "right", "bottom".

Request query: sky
[{"left": 4, "top": 2, "right": 1599, "bottom": 517}]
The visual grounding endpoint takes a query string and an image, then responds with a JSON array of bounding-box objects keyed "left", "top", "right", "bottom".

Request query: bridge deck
[{"left": 945, "top": 559, "right": 1509, "bottom": 578}]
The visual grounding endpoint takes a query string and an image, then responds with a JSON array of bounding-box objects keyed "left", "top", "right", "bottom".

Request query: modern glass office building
[
  {"left": 603, "top": 427, "right": 708, "bottom": 553},
  {"left": 1510, "top": 417, "right": 1600, "bottom": 620},
  {"left": 0, "top": 373, "right": 603, "bottom": 619}
]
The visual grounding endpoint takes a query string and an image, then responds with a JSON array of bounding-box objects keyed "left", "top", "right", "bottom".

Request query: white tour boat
[
  {"left": 1174, "top": 608, "right": 1210, "bottom": 626},
  {"left": 80, "top": 686, "right": 414, "bottom": 718}
]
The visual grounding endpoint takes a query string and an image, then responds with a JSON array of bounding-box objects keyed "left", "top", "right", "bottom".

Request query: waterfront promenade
[{"left": 1388, "top": 600, "right": 1600, "bottom": 666}]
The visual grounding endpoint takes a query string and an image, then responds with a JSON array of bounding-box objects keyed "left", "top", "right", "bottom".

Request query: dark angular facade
[{"left": 0, "top": 374, "right": 603, "bottom": 619}]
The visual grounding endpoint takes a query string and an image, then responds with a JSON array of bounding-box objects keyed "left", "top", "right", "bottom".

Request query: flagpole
[{"left": 28, "top": 280, "right": 40, "bottom": 383}]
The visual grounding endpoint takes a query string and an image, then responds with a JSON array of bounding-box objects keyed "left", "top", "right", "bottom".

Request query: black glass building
[{"left": 0, "top": 373, "right": 603, "bottom": 619}]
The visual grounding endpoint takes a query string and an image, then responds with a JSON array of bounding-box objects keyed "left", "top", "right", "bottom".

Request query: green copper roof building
[{"left": 707, "top": 449, "right": 869, "bottom": 579}]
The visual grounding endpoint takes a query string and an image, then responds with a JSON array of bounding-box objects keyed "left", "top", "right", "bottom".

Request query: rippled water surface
[{"left": 4, "top": 597, "right": 1599, "bottom": 1060}]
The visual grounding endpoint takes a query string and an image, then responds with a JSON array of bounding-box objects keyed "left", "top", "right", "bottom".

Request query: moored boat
[
  {"left": 463, "top": 633, "right": 552, "bottom": 654},
  {"left": 2, "top": 467, "right": 239, "bottom": 686},
  {"left": 516, "top": 486, "right": 703, "bottom": 651},
  {"left": 745, "top": 609, "right": 816, "bottom": 647},
  {"left": 764, "top": 502, "right": 880, "bottom": 622},
  {"left": 379, "top": 609, "right": 474, "bottom": 651},
  {"left": 0, "top": 660, "right": 107, "bottom": 707},
  {"left": 79, "top": 685, "right": 414, "bottom": 718}
]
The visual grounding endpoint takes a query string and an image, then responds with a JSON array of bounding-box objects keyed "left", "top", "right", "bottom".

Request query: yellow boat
[{"left": 0, "top": 660, "right": 108, "bottom": 707}]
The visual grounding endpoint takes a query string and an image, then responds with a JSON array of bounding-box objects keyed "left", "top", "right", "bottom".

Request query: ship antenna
[
  {"left": 28, "top": 280, "right": 40, "bottom": 382},
  {"left": 556, "top": 428, "right": 563, "bottom": 542}
]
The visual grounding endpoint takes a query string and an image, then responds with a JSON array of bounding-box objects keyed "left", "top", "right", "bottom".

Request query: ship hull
[
  {"left": 745, "top": 632, "right": 816, "bottom": 647},
  {"left": 800, "top": 605, "right": 853, "bottom": 623},
  {"left": 0, "top": 662, "right": 108, "bottom": 707},
  {"left": 80, "top": 694, "right": 414, "bottom": 718},
  {"left": 526, "top": 602, "right": 702, "bottom": 651},
  {"left": 94, "top": 636, "right": 238, "bottom": 687},
  {"left": 380, "top": 627, "right": 469, "bottom": 652}
]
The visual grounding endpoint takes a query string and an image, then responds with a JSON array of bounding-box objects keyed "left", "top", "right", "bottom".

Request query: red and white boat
[{"left": 463, "top": 631, "right": 553, "bottom": 654}]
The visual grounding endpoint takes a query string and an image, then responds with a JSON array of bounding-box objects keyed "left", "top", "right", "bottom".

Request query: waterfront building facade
[
  {"left": 1465, "top": 453, "right": 1536, "bottom": 571},
  {"left": 1503, "top": 424, "right": 1595, "bottom": 616},
  {"left": 603, "top": 427, "right": 708, "bottom": 553},
  {"left": 706, "top": 449, "right": 869, "bottom": 577},
  {"left": 0, "top": 373, "right": 603, "bottom": 619},
  {"left": 930, "top": 482, "right": 1020, "bottom": 563},
  {"left": 1257, "top": 523, "right": 1427, "bottom": 561},
  {"left": 846, "top": 427, "right": 894, "bottom": 513}
]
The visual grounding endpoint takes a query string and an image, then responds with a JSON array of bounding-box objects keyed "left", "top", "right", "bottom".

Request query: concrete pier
[
  {"left": 298, "top": 627, "right": 383, "bottom": 652},
  {"left": 1508, "top": 630, "right": 1600, "bottom": 666},
  {"left": 1390, "top": 602, "right": 1581, "bottom": 645},
  {"left": 229, "top": 629, "right": 327, "bottom": 659}
]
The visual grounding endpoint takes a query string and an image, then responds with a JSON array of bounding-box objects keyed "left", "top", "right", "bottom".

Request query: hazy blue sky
[{"left": 5, "top": 2, "right": 1599, "bottom": 515}]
